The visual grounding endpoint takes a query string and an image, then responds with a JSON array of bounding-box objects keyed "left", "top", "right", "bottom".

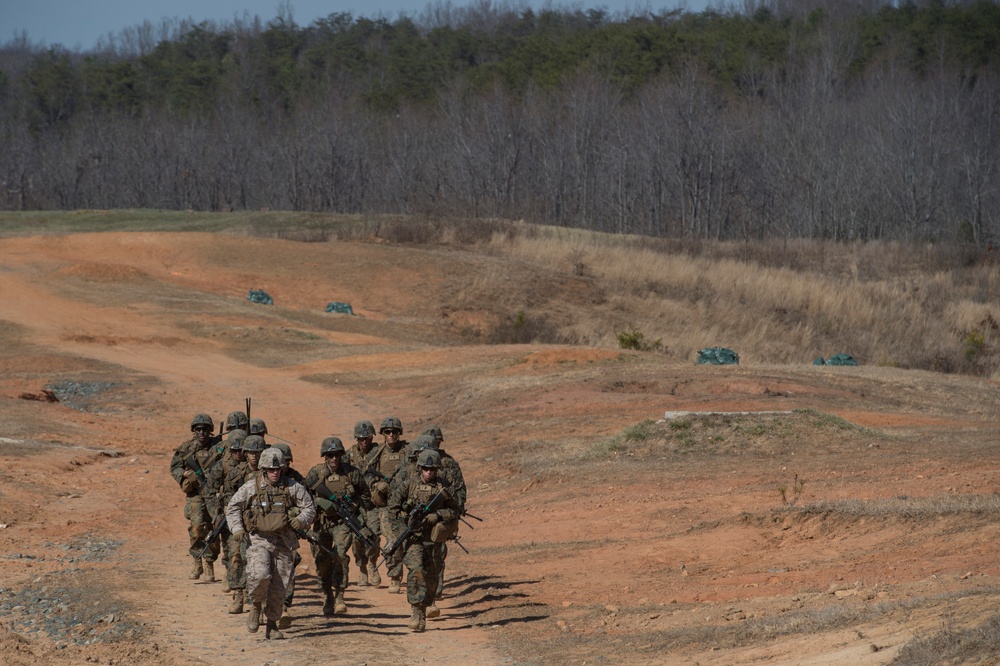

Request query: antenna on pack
[{"left": 246, "top": 397, "right": 252, "bottom": 422}]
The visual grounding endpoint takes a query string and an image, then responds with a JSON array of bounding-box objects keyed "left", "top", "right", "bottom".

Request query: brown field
[{"left": 1, "top": 218, "right": 1000, "bottom": 665}]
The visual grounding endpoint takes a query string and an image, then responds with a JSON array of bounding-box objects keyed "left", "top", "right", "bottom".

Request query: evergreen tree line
[{"left": 1, "top": 0, "right": 998, "bottom": 242}]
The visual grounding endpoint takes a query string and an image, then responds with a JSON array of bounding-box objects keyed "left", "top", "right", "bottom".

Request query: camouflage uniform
[
  {"left": 371, "top": 417, "right": 408, "bottom": 592},
  {"left": 346, "top": 420, "right": 378, "bottom": 586},
  {"left": 387, "top": 450, "right": 460, "bottom": 632},
  {"left": 271, "top": 441, "right": 305, "bottom": 625},
  {"left": 221, "top": 433, "right": 265, "bottom": 613},
  {"left": 421, "top": 427, "right": 467, "bottom": 607},
  {"left": 303, "top": 437, "right": 372, "bottom": 615},
  {"left": 218, "top": 428, "right": 248, "bottom": 590},
  {"left": 226, "top": 447, "right": 316, "bottom": 640},
  {"left": 169, "top": 413, "right": 225, "bottom": 580}
]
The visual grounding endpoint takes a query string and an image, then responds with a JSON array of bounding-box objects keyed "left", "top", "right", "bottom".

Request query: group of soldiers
[{"left": 169, "top": 409, "right": 469, "bottom": 639}]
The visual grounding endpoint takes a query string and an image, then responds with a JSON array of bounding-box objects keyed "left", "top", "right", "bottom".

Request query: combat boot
[
  {"left": 357, "top": 568, "right": 369, "bottom": 587},
  {"left": 221, "top": 580, "right": 231, "bottom": 593},
  {"left": 322, "top": 592, "right": 335, "bottom": 617},
  {"left": 407, "top": 605, "right": 426, "bottom": 632},
  {"left": 334, "top": 589, "right": 347, "bottom": 614},
  {"left": 388, "top": 577, "right": 402, "bottom": 594},
  {"left": 189, "top": 558, "right": 203, "bottom": 580},
  {"left": 426, "top": 603, "right": 440, "bottom": 619},
  {"left": 277, "top": 605, "right": 292, "bottom": 629},
  {"left": 265, "top": 620, "right": 284, "bottom": 640},
  {"left": 228, "top": 589, "right": 244, "bottom": 614},
  {"left": 368, "top": 563, "right": 381, "bottom": 587},
  {"left": 202, "top": 559, "right": 215, "bottom": 582},
  {"left": 247, "top": 602, "right": 262, "bottom": 633}
]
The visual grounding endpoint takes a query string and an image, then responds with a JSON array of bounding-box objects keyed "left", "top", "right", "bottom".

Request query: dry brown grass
[
  {"left": 5, "top": 210, "right": 1000, "bottom": 376},
  {"left": 486, "top": 229, "right": 1000, "bottom": 375}
]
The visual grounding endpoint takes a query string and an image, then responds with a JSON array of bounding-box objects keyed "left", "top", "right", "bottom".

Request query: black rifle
[
  {"left": 449, "top": 533, "right": 470, "bottom": 554},
  {"left": 294, "top": 528, "right": 340, "bottom": 559},
  {"left": 459, "top": 509, "right": 483, "bottom": 529},
  {"left": 184, "top": 451, "right": 207, "bottom": 479},
  {"left": 196, "top": 515, "right": 228, "bottom": 559},
  {"left": 377, "top": 489, "right": 448, "bottom": 568},
  {"left": 363, "top": 467, "right": 392, "bottom": 485},
  {"left": 312, "top": 482, "right": 376, "bottom": 551}
]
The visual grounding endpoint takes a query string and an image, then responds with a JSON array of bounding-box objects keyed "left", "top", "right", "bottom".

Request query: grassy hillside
[{"left": 3, "top": 210, "right": 998, "bottom": 378}]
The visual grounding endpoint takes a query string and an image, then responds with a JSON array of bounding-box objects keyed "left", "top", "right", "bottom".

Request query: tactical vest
[
  {"left": 191, "top": 444, "right": 224, "bottom": 496},
  {"left": 320, "top": 470, "right": 356, "bottom": 498},
  {"left": 377, "top": 444, "right": 406, "bottom": 478},
  {"left": 244, "top": 476, "right": 293, "bottom": 534},
  {"left": 407, "top": 479, "right": 457, "bottom": 543}
]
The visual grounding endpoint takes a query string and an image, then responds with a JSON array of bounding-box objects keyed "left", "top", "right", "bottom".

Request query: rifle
[
  {"left": 312, "top": 482, "right": 376, "bottom": 551},
  {"left": 293, "top": 528, "right": 340, "bottom": 559},
  {"left": 459, "top": 509, "right": 483, "bottom": 529},
  {"left": 376, "top": 489, "right": 449, "bottom": 569},
  {"left": 184, "top": 451, "right": 207, "bottom": 479},
  {"left": 449, "top": 533, "right": 470, "bottom": 554},
  {"left": 363, "top": 467, "right": 392, "bottom": 485},
  {"left": 185, "top": 443, "right": 225, "bottom": 479},
  {"left": 197, "top": 515, "right": 228, "bottom": 559}
]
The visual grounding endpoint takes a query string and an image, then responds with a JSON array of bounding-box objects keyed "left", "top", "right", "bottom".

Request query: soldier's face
[
  {"left": 357, "top": 436, "right": 372, "bottom": 451},
  {"left": 265, "top": 467, "right": 282, "bottom": 485},
  {"left": 246, "top": 452, "right": 259, "bottom": 469},
  {"left": 325, "top": 452, "right": 343, "bottom": 470},
  {"left": 420, "top": 467, "right": 437, "bottom": 483},
  {"left": 385, "top": 430, "right": 400, "bottom": 446},
  {"left": 193, "top": 425, "right": 211, "bottom": 444},
  {"left": 232, "top": 450, "right": 245, "bottom": 462}
]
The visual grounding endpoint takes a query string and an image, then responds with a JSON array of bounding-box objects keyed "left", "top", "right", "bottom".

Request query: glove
[
  {"left": 289, "top": 517, "right": 305, "bottom": 531},
  {"left": 425, "top": 511, "right": 440, "bottom": 526},
  {"left": 180, "top": 475, "right": 200, "bottom": 495},
  {"left": 232, "top": 530, "right": 247, "bottom": 544}
]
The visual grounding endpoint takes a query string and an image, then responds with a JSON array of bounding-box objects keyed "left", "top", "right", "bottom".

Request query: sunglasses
[{"left": 193, "top": 426, "right": 212, "bottom": 432}]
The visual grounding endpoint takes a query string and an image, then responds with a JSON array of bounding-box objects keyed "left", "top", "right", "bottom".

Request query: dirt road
[{"left": 2, "top": 231, "right": 999, "bottom": 665}]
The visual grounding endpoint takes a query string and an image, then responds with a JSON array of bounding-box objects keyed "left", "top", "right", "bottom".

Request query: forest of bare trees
[{"left": 1, "top": 0, "right": 997, "bottom": 243}]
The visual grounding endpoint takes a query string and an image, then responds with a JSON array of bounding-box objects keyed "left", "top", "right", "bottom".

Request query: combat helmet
[
  {"left": 190, "top": 413, "right": 215, "bottom": 432},
  {"left": 273, "top": 442, "right": 293, "bottom": 463},
  {"left": 260, "top": 447, "right": 286, "bottom": 469},
  {"left": 421, "top": 425, "right": 444, "bottom": 443},
  {"left": 226, "top": 429, "right": 248, "bottom": 451},
  {"left": 412, "top": 433, "right": 438, "bottom": 453},
  {"left": 416, "top": 449, "right": 441, "bottom": 469},
  {"left": 225, "top": 411, "right": 249, "bottom": 432},
  {"left": 242, "top": 435, "right": 267, "bottom": 453},
  {"left": 379, "top": 417, "right": 402, "bottom": 434},
  {"left": 248, "top": 418, "right": 268, "bottom": 436},
  {"left": 353, "top": 420, "right": 376, "bottom": 439},
  {"left": 403, "top": 439, "right": 423, "bottom": 462},
  {"left": 320, "top": 436, "right": 346, "bottom": 456}
]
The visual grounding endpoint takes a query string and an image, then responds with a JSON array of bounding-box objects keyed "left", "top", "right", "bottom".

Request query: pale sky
[{"left": 2, "top": 0, "right": 714, "bottom": 51}]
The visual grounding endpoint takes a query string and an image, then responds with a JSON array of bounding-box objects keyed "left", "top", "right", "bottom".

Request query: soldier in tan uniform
[
  {"left": 222, "top": 433, "right": 265, "bottom": 614},
  {"left": 169, "top": 413, "right": 225, "bottom": 582},
  {"left": 226, "top": 447, "right": 316, "bottom": 640}
]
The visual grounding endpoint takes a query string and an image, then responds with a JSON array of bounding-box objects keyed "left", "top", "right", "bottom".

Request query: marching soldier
[
  {"left": 169, "top": 413, "right": 225, "bottom": 582},
  {"left": 303, "top": 436, "right": 372, "bottom": 615},
  {"left": 226, "top": 447, "right": 316, "bottom": 640},
  {"left": 387, "top": 449, "right": 460, "bottom": 632}
]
